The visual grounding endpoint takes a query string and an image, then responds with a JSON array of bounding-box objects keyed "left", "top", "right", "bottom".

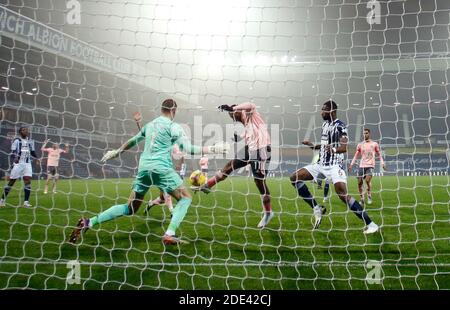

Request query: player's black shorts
[
  {"left": 234, "top": 145, "right": 271, "bottom": 180},
  {"left": 357, "top": 167, "right": 373, "bottom": 178},
  {"left": 47, "top": 166, "right": 58, "bottom": 176}
]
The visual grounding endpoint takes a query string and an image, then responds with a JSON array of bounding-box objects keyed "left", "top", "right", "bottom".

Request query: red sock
[
  {"left": 263, "top": 200, "right": 272, "bottom": 213},
  {"left": 207, "top": 176, "right": 218, "bottom": 188}
]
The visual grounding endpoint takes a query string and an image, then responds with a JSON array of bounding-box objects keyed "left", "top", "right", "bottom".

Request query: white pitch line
[{"left": 0, "top": 261, "right": 449, "bottom": 268}]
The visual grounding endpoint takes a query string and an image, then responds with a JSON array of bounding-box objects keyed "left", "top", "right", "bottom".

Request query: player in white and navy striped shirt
[
  {"left": 0, "top": 127, "right": 38, "bottom": 208},
  {"left": 290, "top": 100, "right": 379, "bottom": 234}
]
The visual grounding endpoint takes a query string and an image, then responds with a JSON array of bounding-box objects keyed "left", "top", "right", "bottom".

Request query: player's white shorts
[
  {"left": 304, "top": 163, "right": 347, "bottom": 184},
  {"left": 10, "top": 163, "right": 33, "bottom": 179}
]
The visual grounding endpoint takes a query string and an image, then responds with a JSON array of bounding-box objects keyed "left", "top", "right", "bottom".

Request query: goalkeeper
[
  {"left": 195, "top": 102, "right": 274, "bottom": 228},
  {"left": 69, "top": 99, "right": 229, "bottom": 245}
]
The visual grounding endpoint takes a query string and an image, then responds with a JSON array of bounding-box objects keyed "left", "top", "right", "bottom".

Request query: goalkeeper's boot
[
  {"left": 0, "top": 199, "right": 5, "bottom": 207},
  {"left": 162, "top": 234, "right": 189, "bottom": 245},
  {"left": 69, "top": 217, "right": 90, "bottom": 244},
  {"left": 313, "top": 205, "right": 327, "bottom": 229},
  {"left": 23, "top": 201, "right": 32, "bottom": 208},
  {"left": 363, "top": 222, "right": 379, "bottom": 234},
  {"left": 257, "top": 211, "right": 274, "bottom": 228}
]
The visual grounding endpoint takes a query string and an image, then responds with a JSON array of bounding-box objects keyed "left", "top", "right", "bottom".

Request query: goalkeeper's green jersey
[{"left": 127, "top": 115, "right": 201, "bottom": 172}]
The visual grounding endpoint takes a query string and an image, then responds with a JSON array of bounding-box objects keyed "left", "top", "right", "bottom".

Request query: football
[{"left": 189, "top": 170, "right": 206, "bottom": 187}]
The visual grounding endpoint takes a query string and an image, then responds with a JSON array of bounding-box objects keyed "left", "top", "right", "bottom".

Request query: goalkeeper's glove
[
  {"left": 218, "top": 105, "right": 235, "bottom": 112},
  {"left": 101, "top": 149, "right": 120, "bottom": 162},
  {"left": 207, "top": 142, "right": 230, "bottom": 154}
]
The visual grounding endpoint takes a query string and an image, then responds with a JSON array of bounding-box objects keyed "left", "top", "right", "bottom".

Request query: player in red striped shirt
[{"left": 196, "top": 102, "right": 274, "bottom": 228}]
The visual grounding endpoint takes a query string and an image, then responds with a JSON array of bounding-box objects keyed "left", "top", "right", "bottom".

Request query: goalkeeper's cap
[{"left": 161, "top": 99, "right": 177, "bottom": 112}]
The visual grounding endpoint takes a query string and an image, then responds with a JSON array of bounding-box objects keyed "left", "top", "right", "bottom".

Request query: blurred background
[{"left": 0, "top": 0, "right": 449, "bottom": 178}]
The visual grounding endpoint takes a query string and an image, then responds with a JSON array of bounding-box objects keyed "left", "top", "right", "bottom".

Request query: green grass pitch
[{"left": 0, "top": 175, "right": 448, "bottom": 290}]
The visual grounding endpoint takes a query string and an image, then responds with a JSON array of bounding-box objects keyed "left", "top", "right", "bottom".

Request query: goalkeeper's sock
[
  {"left": 24, "top": 184, "right": 31, "bottom": 201},
  {"left": 2, "top": 185, "right": 11, "bottom": 199},
  {"left": 89, "top": 203, "right": 130, "bottom": 228},
  {"left": 323, "top": 182, "right": 330, "bottom": 198},
  {"left": 293, "top": 181, "right": 318, "bottom": 208},
  {"left": 347, "top": 197, "right": 372, "bottom": 225},
  {"left": 165, "top": 197, "right": 192, "bottom": 235}
]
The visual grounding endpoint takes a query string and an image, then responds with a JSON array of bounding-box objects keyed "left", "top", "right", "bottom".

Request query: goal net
[{"left": 0, "top": 0, "right": 448, "bottom": 290}]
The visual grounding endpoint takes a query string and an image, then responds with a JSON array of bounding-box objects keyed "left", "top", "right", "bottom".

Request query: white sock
[{"left": 165, "top": 229, "right": 175, "bottom": 236}]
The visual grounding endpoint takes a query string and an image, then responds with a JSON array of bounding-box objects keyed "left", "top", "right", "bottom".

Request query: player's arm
[
  {"left": 331, "top": 136, "right": 348, "bottom": 154},
  {"left": 302, "top": 140, "right": 321, "bottom": 150},
  {"left": 172, "top": 124, "right": 229, "bottom": 155},
  {"left": 133, "top": 111, "right": 142, "bottom": 131},
  {"left": 348, "top": 144, "right": 361, "bottom": 171},
  {"left": 40, "top": 139, "right": 50, "bottom": 151},
  {"left": 10, "top": 139, "right": 20, "bottom": 164},
  {"left": 29, "top": 141, "right": 39, "bottom": 164},
  {"left": 326, "top": 124, "right": 348, "bottom": 155},
  {"left": 101, "top": 128, "right": 146, "bottom": 162},
  {"left": 219, "top": 102, "right": 255, "bottom": 116},
  {"left": 375, "top": 143, "right": 386, "bottom": 170}
]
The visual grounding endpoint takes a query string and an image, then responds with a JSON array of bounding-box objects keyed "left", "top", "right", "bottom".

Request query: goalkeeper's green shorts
[{"left": 132, "top": 169, "right": 183, "bottom": 196}]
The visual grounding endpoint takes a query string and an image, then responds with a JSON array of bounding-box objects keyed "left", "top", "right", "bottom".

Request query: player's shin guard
[
  {"left": 292, "top": 181, "right": 318, "bottom": 208},
  {"left": 24, "top": 184, "right": 31, "bottom": 201},
  {"left": 347, "top": 197, "right": 372, "bottom": 225},
  {"left": 166, "top": 197, "right": 192, "bottom": 236},
  {"left": 89, "top": 203, "right": 130, "bottom": 227},
  {"left": 2, "top": 185, "right": 11, "bottom": 199}
]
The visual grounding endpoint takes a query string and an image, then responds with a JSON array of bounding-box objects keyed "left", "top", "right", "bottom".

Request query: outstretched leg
[
  {"left": 201, "top": 159, "right": 247, "bottom": 192},
  {"left": 0, "top": 178, "right": 17, "bottom": 206},
  {"left": 52, "top": 172, "right": 59, "bottom": 193},
  {"left": 23, "top": 176, "right": 32, "bottom": 207},
  {"left": 323, "top": 180, "right": 330, "bottom": 202},
  {"left": 44, "top": 174, "right": 51, "bottom": 194},
  {"left": 290, "top": 168, "right": 326, "bottom": 229},
  {"left": 365, "top": 175, "right": 373, "bottom": 204},
  {"left": 357, "top": 176, "right": 364, "bottom": 204},
  {"left": 254, "top": 177, "right": 274, "bottom": 228},
  {"left": 333, "top": 182, "right": 378, "bottom": 234},
  {"left": 162, "top": 187, "right": 192, "bottom": 245},
  {"left": 69, "top": 190, "right": 144, "bottom": 243}
]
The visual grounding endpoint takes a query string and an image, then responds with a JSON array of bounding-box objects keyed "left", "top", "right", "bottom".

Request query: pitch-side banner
[{"left": 0, "top": 6, "right": 145, "bottom": 84}]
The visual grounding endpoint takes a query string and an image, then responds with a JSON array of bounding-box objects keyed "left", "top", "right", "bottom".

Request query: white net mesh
[{"left": 0, "top": 0, "right": 449, "bottom": 289}]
